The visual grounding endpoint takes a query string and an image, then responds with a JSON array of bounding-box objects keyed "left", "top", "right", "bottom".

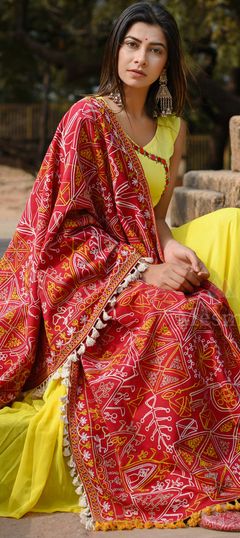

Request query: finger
[
  {"left": 168, "top": 272, "right": 195, "bottom": 293},
  {"left": 197, "top": 263, "right": 210, "bottom": 279},
  {"left": 194, "top": 258, "right": 209, "bottom": 276},
  {"left": 185, "top": 254, "right": 210, "bottom": 280},
  {"left": 179, "top": 280, "right": 195, "bottom": 293},
  {"left": 198, "top": 269, "right": 210, "bottom": 278},
  {"left": 183, "top": 250, "right": 201, "bottom": 273},
  {"left": 173, "top": 265, "right": 201, "bottom": 287},
  {"left": 185, "top": 269, "right": 201, "bottom": 287}
]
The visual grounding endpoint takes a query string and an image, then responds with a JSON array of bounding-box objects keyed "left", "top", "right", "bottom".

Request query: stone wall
[{"left": 170, "top": 115, "right": 240, "bottom": 227}]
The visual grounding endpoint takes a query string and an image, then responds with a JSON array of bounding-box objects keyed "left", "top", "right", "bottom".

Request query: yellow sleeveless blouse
[{"left": 136, "top": 115, "right": 180, "bottom": 206}]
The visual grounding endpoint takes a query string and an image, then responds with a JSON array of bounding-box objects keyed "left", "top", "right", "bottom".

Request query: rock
[
  {"left": 170, "top": 186, "right": 225, "bottom": 227},
  {"left": 170, "top": 168, "right": 240, "bottom": 227},
  {"left": 170, "top": 115, "right": 240, "bottom": 227},
  {"left": 183, "top": 170, "right": 240, "bottom": 208}
]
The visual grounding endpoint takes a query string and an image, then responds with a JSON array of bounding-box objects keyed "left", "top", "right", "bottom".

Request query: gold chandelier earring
[
  {"left": 109, "top": 89, "right": 122, "bottom": 107},
  {"left": 155, "top": 68, "right": 173, "bottom": 116}
]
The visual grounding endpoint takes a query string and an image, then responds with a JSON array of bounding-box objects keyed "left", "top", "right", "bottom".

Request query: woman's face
[{"left": 118, "top": 22, "right": 168, "bottom": 90}]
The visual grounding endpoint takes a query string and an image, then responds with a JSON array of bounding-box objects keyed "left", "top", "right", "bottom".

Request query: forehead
[{"left": 124, "top": 21, "right": 167, "bottom": 44}]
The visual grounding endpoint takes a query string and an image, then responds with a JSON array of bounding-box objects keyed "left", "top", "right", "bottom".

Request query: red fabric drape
[{"left": 1, "top": 97, "right": 240, "bottom": 528}]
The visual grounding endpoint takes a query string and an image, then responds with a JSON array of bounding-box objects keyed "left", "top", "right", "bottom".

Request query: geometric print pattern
[
  {"left": 69, "top": 279, "right": 240, "bottom": 525},
  {"left": 1, "top": 97, "right": 240, "bottom": 527}
]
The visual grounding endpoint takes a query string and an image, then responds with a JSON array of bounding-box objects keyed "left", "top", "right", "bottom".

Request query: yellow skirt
[
  {"left": 172, "top": 207, "right": 240, "bottom": 328},
  {"left": 0, "top": 377, "right": 79, "bottom": 517},
  {"left": 0, "top": 207, "right": 239, "bottom": 518}
]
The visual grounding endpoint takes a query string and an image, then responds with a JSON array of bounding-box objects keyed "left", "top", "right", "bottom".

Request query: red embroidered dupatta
[
  {"left": 1, "top": 97, "right": 240, "bottom": 530},
  {"left": 0, "top": 96, "right": 161, "bottom": 405}
]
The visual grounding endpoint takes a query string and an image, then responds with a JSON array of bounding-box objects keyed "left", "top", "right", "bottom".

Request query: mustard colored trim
[
  {"left": 95, "top": 519, "right": 186, "bottom": 531},
  {"left": 94, "top": 500, "right": 240, "bottom": 531}
]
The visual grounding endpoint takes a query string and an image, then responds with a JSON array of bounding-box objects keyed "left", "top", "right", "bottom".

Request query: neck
[{"left": 123, "top": 87, "right": 149, "bottom": 119}]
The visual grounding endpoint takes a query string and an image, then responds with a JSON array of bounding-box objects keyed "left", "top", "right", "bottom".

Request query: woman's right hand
[{"left": 141, "top": 262, "right": 206, "bottom": 293}]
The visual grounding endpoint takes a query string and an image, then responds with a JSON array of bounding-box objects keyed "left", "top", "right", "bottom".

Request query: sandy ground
[
  {"left": 0, "top": 514, "right": 238, "bottom": 538},
  {"left": 0, "top": 166, "right": 237, "bottom": 537},
  {"left": 0, "top": 164, "right": 34, "bottom": 240}
]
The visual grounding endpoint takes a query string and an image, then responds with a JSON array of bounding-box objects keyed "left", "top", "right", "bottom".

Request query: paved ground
[
  {"left": 0, "top": 513, "right": 238, "bottom": 538},
  {"left": 0, "top": 164, "right": 34, "bottom": 240},
  {"left": 0, "top": 164, "right": 33, "bottom": 255},
  {"left": 0, "top": 166, "right": 237, "bottom": 537}
]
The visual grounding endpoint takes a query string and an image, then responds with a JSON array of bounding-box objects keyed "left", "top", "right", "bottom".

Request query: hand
[
  {"left": 163, "top": 239, "right": 209, "bottom": 282},
  {"left": 142, "top": 262, "right": 203, "bottom": 293}
]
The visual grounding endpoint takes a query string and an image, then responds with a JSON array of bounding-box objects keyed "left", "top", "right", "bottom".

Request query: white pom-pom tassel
[
  {"left": 63, "top": 447, "right": 71, "bottom": 457},
  {"left": 130, "top": 267, "right": 139, "bottom": 278},
  {"left": 137, "top": 257, "right": 153, "bottom": 274},
  {"left": 72, "top": 476, "right": 81, "bottom": 487},
  {"left": 79, "top": 507, "right": 93, "bottom": 530},
  {"left": 60, "top": 395, "right": 68, "bottom": 403},
  {"left": 137, "top": 261, "right": 149, "bottom": 272},
  {"left": 63, "top": 436, "right": 69, "bottom": 447},
  {"left": 109, "top": 296, "right": 117, "bottom": 307},
  {"left": 62, "top": 378, "right": 71, "bottom": 387},
  {"left": 95, "top": 319, "right": 107, "bottom": 330},
  {"left": 65, "top": 357, "right": 72, "bottom": 368},
  {"left": 91, "top": 327, "right": 100, "bottom": 339},
  {"left": 68, "top": 350, "right": 78, "bottom": 362},
  {"left": 61, "top": 366, "right": 70, "bottom": 378},
  {"left": 71, "top": 352, "right": 79, "bottom": 363},
  {"left": 78, "top": 343, "right": 86, "bottom": 356},
  {"left": 75, "top": 485, "right": 84, "bottom": 496},
  {"left": 86, "top": 335, "right": 96, "bottom": 347},
  {"left": 67, "top": 456, "right": 76, "bottom": 468},
  {"left": 79, "top": 494, "right": 88, "bottom": 508},
  {"left": 70, "top": 468, "right": 76, "bottom": 477},
  {"left": 85, "top": 519, "right": 94, "bottom": 531},
  {"left": 52, "top": 370, "right": 61, "bottom": 380},
  {"left": 102, "top": 310, "right": 112, "bottom": 321},
  {"left": 84, "top": 507, "right": 92, "bottom": 517}
]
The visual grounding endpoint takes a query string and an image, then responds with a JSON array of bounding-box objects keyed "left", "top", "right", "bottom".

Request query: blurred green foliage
[{"left": 0, "top": 0, "right": 240, "bottom": 153}]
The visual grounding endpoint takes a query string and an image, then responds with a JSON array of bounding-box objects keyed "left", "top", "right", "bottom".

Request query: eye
[
  {"left": 150, "top": 48, "right": 162, "bottom": 55},
  {"left": 124, "top": 40, "right": 138, "bottom": 49}
]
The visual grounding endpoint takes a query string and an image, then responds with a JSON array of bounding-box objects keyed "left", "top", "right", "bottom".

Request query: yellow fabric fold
[
  {"left": 0, "top": 377, "right": 79, "bottom": 518},
  {"left": 172, "top": 207, "right": 240, "bottom": 327}
]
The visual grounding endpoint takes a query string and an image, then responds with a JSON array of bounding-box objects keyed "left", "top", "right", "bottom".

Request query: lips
[{"left": 127, "top": 69, "right": 146, "bottom": 76}]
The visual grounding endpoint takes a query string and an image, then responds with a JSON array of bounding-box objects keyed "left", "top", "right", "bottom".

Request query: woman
[{"left": 0, "top": 2, "right": 240, "bottom": 532}]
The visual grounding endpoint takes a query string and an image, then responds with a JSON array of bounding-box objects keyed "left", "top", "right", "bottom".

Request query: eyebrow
[{"left": 124, "top": 35, "right": 167, "bottom": 49}]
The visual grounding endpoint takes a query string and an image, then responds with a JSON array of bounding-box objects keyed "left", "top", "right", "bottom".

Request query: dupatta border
[{"left": 94, "top": 96, "right": 164, "bottom": 261}]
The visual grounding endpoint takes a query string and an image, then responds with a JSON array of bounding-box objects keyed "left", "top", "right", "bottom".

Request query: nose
[{"left": 134, "top": 47, "right": 147, "bottom": 66}]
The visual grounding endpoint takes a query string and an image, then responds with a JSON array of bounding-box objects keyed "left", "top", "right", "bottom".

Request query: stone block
[
  {"left": 170, "top": 187, "right": 225, "bottom": 227},
  {"left": 170, "top": 116, "right": 240, "bottom": 227},
  {"left": 230, "top": 116, "right": 240, "bottom": 171},
  {"left": 183, "top": 170, "right": 240, "bottom": 208}
]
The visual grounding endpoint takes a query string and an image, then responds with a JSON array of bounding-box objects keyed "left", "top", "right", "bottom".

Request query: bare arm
[
  {"left": 154, "top": 118, "right": 186, "bottom": 250},
  {"left": 142, "top": 119, "right": 209, "bottom": 291}
]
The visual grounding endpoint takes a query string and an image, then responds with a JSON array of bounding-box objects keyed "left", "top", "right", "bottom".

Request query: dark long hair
[{"left": 98, "top": 2, "right": 188, "bottom": 117}]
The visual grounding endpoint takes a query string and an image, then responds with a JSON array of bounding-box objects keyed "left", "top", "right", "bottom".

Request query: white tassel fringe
[{"left": 58, "top": 256, "right": 152, "bottom": 530}]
